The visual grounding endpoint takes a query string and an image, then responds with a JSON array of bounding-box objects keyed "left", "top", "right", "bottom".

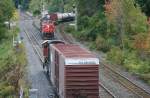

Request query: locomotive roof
[{"left": 53, "top": 44, "right": 96, "bottom": 58}]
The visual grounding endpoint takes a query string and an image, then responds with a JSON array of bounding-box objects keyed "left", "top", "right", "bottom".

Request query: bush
[
  {"left": 64, "top": 26, "right": 75, "bottom": 33},
  {"left": 33, "top": 10, "right": 41, "bottom": 16},
  {"left": 123, "top": 50, "right": 150, "bottom": 74},
  {"left": 78, "top": 15, "right": 90, "bottom": 30},
  {"left": 95, "top": 35, "right": 112, "bottom": 52},
  {"left": 0, "top": 85, "right": 15, "bottom": 97},
  {"left": 140, "top": 74, "right": 150, "bottom": 85},
  {"left": 124, "top": 57, "right": 142, "bottom": 73},
  {"left": 89, "top": 42, "right": 96, "bottom": 50},
  {"left": 107, "top": 47, "right": 124, "bottom": 65},
  {"left": 124, "top": 51, "right": 150, "bottom": 74},
  {"left": 129, "top": 60, "right": 149, "bottom": 74},
  {"left": 95, "top": 35, "right": 107, "bottom": 51},
  {"left": 77, "top": 29, "right": 90, "bottom": 41}
]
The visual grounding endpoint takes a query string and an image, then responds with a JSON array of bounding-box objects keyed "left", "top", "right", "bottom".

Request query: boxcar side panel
[
  {"left": 50, "top": 46, "right": 56, "bottom": 86},
  {"left": 59, "top": 55, "right": 65, "bottom": 98},
  {"left": 65, "top": 64, "right": 99, "bottom": 98}
]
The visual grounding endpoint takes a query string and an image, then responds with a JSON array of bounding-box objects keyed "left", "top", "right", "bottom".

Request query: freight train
[{"left": 42, "top": 40, "right": 99, "bottom": 98}]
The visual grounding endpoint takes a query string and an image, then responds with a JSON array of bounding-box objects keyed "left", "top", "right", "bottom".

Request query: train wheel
[
  {"left": 42, "top": 63, "right": 45, "bottom": 69},
  {"left": 42, "top": 32, "right": 44, "bottom": 39},
  {"left": 42, "top": 34, "right": 44, "bottom": 39},
  {"left": 54, "top": 93, "right": 59, "bottom": 98},
  {"left": 46, "top": 70, "right": 49, "bottom": 76},
  {"left": 46, "top": 64, "right": 49, "bottom": 76}
]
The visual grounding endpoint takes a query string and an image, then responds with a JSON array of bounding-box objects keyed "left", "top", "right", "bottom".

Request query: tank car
[{"left": 49, "top": 13, "right": 75, "bottom": 23}]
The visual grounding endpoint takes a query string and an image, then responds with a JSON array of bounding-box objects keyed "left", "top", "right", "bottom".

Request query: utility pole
[
  {"left": 73, "top": 4, "right": 78, "bottom": 30},
  {"left": 42, "top": 0, "right": 45, "bottom": 12},
  {"left": 41, "top": 0, "right": 43, "bottom": 12},
  {"left": 75, "top": 6, "right": 78, "bottom": 30},
  {"left": 41, "top": 0, "right": 44, "bottom": 18}
]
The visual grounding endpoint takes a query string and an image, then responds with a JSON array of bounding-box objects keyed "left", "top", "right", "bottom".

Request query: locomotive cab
[
  {"left": 43, "top": 22, "right": 55, "bottom": 39},
  {"left": 40, "top": 18, "right": 55, "bottom": 40}
]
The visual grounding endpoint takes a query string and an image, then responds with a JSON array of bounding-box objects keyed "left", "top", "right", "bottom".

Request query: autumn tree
[{"left": 106, "top": 0, "right": 148, "bottom": 48}]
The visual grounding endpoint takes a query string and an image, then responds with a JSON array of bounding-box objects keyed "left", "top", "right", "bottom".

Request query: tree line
[{"left": 64, "top": 0, "right": 150, "bottom": 84}]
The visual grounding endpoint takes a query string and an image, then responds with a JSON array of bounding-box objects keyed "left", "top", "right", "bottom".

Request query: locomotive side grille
[{"left": 65, "top": 65, "right": 99, "bottom": 98}]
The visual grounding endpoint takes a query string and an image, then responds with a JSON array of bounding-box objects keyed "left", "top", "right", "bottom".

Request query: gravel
[{"left": 99, "top": 66, "right": 140, "bottom": 98}]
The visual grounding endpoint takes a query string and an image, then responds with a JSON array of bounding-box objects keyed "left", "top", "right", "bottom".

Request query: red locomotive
[
  {"left": 40, "top": 13, "right": 75, "bottom": 40},
  {"left": 42, "top": 40, "right": 99, "bottom": 98},
  {"left": 40, "top": 17, "right": 55, "bottom": 40}
]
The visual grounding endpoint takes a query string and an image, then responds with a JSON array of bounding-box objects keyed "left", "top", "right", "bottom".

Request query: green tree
[
  {"left": 135, "top": 0, "right": 150, "bottom": 16},
  {"left": 107, "top": 0, "right": 148, "bottom": 48},
  {"left": 29, "top": 0, "right": 62, "bottom": 14},
  {"left": 0, "top": 0, "right": 15, "bottom": 38},
  {"left": 64, "top": 0, "right": 75, "bottom": 12},
  {"left": 22, "top": 0, "right": 30, "bottom": 10},
  {"left": 29, "top": 0, "right": 41, "bottom": 15},
  {"left": 77, "top": 0, "right": 104, "bottom": 30},
  {"left": 48, "top": 0, "right": 63, "bottom": 13},
  {"left": 106, "top": 0, "right": 150, "bottom": 76}
]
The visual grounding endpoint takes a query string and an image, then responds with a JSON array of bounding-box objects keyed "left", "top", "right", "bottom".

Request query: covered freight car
[{"left": 47, "top": 43, "right": 99, "bottom": 98}]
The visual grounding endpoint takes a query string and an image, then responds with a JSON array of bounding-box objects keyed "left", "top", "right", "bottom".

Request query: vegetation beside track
[
  {"left": 63, "top": 0, "right": 150, "bottom": 84},
  {"left": 0, "top": 2, "right": 29, "bottom": 97},
  {"left": 0, "top": 26, "right": 29, "bottom": 97}
]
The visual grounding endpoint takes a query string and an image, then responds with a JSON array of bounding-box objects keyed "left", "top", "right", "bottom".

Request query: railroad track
[
  {"left": 20, "top": 12, "right": 33, "bottom": 21},
  {"left": 30, "top": 29, "right": 42, "bottom": 47},
  {"left": 23, "top": 21, "right": 58, "bottom": 98},
  {"left": 100, "top": 62, "right": 150, "bottom": 98},
  {"left": 99, "top": 82, "right": 117, "bottom": 98},
  {"left": 23, "top": 27, "right": 43, "bottom": 63}
]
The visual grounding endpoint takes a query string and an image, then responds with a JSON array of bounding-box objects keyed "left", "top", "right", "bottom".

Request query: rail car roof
[
  {"left": 42, "top": 40, "right": 65, "bottom": 45},
  {"left": 53, "top": 44, "right": 96, "bottom": 58}
]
